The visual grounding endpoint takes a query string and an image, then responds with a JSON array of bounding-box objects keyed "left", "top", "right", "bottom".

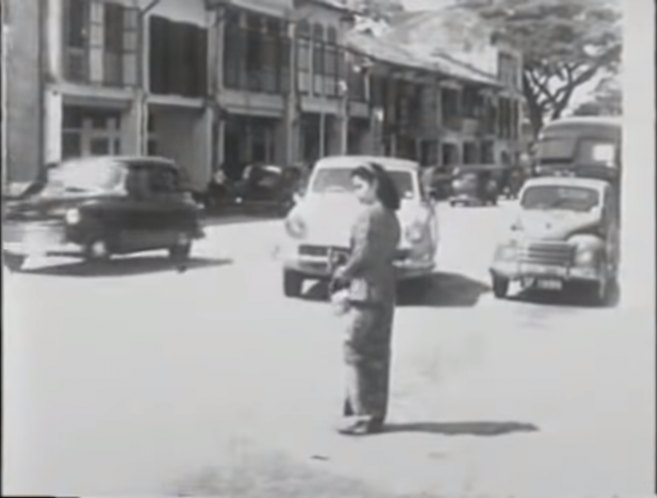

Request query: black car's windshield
[
  {"left": 311, "top": 168, "right": 415, "bottom": 199},
  {"left": 521, "top": 185, "right": 600, "bottom": 212},
  {"left": 41, "top": 159, "right": 125, "bottom": 194}
]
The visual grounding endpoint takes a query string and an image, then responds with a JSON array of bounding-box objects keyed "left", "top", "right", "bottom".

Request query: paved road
[{"left": 3, "top": 203, "right": 654, "bottom": 496}]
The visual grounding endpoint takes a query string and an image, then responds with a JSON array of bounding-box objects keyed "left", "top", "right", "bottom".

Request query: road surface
[{"left": 3, "top": 203, "right": 654, "bottom": 497}]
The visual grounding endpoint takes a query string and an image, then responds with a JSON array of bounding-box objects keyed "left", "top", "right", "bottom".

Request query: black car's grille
[{"left": 518, "top": 241, "right": 574, "bottom": 266}]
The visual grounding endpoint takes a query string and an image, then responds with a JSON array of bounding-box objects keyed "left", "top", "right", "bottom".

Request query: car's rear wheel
[
  {"left": 169, "top": 234, "right": 192, "bottom": 261},
  {"left": 85, "top": 238, "right": 111, "bottom": 262},
  {"left": 492, "top": 275, "right": 509, "bottom": 298},
  {"left": 4, "top": 252, "right": 26, "bottom": 272},
  {"left": 284, "top": 270, "right": 303, "bottom": 297}
]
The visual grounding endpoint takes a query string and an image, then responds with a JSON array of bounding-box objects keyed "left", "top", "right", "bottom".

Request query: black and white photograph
[{"left": 1, "top": 0, "right": 654, "bottom": 496}]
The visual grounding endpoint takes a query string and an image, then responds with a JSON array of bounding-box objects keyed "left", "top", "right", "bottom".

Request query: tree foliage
[
  {"left": 573, "top": 73, "right": 622, "bottom": 116},
  {"left": 461, "top": 0, "right": 622, "bottom": 137}
]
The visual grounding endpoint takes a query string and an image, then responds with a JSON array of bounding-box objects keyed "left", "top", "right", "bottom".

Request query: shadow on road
[
  {"left": 396, "top": 272, "right": 491, "bottom": 307},
  {"left": 201, "top": 213, "right": 283, "bottom": 228},
  {"left": 382, "top": 420, "right": 539, "bottom": 437},
  {"left": 20, "top": 256, "right": 233, "bottom": 278},
  {"left": 301, "top": 272, "right": 491, "bottom": 308}
]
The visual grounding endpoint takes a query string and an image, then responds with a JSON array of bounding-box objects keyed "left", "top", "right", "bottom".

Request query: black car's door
[{"left": 117, "top": 165, "right": 156, "bottom": 252}]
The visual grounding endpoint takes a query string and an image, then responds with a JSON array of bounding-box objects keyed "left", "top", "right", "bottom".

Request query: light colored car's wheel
[
  {"left": 492, "top": 275, "right": 509, "bottom": 299},
  {"left": 283, "top": 270, "right": 303, "bottom": 297},
  {"left": 591, "top": 267, "right": 612, "bottom": 306},
  {"left": 85, "top": 238, "right": 111, "bottom": 262},
  {"left": 4, "top": 252, "right": 26, "bottom": 272}
]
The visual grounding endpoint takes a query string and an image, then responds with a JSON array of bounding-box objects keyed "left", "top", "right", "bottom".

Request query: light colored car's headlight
[
  {"left": 65, "top": 208, "right": 81, "bottom": 225},
  {"left": 495, "top": 244, "right": 518, "bottom": 261},
  {"left": 285, "top": 214, "right": 307, "bottom": 239},
  {"left": 405, "top": 221, "right": 426, "bottom": 244},
  {"left": 575, "top": 248, "right": 597, "bottom": 266}
]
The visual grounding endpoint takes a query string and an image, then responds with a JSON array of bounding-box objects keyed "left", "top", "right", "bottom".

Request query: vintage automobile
[
  {"left": 489, "top": 175, "right": 620, "bottom": 304},
  {"left": 2, "top": 156, "right": 204, "bottom": 271},
  {"left": 449, "top": 165, "right": 500, "bottom": 206},
  {"left": 278, "top": 156, "right": 439, "bottom": 297},
  {"left": 232, "top": 164, "right": 303, "bottom": 215}
]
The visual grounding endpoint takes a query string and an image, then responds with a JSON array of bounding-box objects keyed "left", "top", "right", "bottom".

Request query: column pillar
[{"left": 44, "top": 89, "right": 63, "bottom": 163}]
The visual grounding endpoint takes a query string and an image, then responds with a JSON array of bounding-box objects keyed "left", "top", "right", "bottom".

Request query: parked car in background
[
  {"left": 232, "top": 164, "right": 303, "bottom": 216},
  {"left": 278, "top": 156, "right": 439, "bottom": 297},
  {"left": 449, "top": 165, "right": 500, "bottom": 206},
  {"left": 2, "top": 156, "right": 204, "bottom": 271},
  {"left": 423, "top": 166, "right": 454, "bottom": 201},
  {"left": 489, "top": 175, "right": 619, "bottom": 305}
]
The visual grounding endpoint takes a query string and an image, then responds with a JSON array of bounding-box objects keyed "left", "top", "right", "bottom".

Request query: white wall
[{"left": 154, "top": 108, "right": 211, "bottom": 190}]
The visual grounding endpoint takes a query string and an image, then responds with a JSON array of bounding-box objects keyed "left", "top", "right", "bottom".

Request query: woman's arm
[{"left": 337, "top": 210, "right": 374, "bottom": 280}]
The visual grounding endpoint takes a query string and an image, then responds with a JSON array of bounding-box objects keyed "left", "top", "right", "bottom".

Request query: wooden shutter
[
  {"left": 149, "top": 16, "right": 168, "bottom": 94},
  {"left": 88, "top": 0, "right": 104, "bottom": 84},
  {"left": 122, "top": 6, "right": 139, "bottom": 87}
]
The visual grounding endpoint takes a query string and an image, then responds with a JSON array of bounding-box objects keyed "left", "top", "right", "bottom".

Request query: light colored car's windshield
[
  {"left": 41, "top": 159, "right": 125, "bottom": 194},
  {"left": 521, "top": 185, "right": 599, "bottom": 212},
  {"left": 311, "top": 168, "right": 415, "bottom": 199}
]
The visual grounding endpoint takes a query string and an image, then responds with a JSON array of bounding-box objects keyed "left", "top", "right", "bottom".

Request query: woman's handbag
[{"left": 329, "top": 273, "right": 351, "bottom": 316}]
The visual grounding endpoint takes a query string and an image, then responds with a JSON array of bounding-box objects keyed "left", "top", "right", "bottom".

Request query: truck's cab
[{"left": 489, "top": 117, "right": 621, "bottom": 305}]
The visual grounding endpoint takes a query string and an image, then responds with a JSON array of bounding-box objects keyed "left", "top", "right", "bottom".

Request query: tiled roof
[{"left": 346, "top": 31, "right": 502, "bottom": 87}]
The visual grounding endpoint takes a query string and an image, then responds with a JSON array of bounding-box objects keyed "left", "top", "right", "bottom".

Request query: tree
[
  {"left": 572, "top": 73, "right": 622, "bottom": 116},
  {"left": 462, "top": 0, "right": 622, "bottom": 137}
]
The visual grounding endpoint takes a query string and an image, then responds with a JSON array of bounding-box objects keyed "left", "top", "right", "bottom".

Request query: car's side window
[
  {"left": 150, "top": 168, "right": 180, "bottom": 195},
  {"left": 125, "top": 168, "right": 151, "bottom": 199}
]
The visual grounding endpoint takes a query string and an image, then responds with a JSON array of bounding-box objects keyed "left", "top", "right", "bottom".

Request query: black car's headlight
[{"left": 65, "top": 208, "right": 81, "bottom": 225}]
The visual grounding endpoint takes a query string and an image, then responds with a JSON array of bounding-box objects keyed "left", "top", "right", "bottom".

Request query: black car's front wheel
[
  {"left": 84, "top": 238, "right": 111, "bottom": 262},
  {"left": 3, "top": 252, "right": 26, "bottom": 272},
  {"left": 169, "top": 234, "right": 192, "bottom": 262}
]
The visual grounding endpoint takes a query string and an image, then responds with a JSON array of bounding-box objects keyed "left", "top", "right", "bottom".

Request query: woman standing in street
[{"left": 332, "top": 162, "right": 401, "bottom": 435}]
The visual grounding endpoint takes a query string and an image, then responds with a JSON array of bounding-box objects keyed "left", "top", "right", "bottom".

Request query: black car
[
  {"left": 2, "top": 156, "right": 204, "bottom": 271},
  {"left": 232, "top": 164, "right": 303, "bottom": 215}
]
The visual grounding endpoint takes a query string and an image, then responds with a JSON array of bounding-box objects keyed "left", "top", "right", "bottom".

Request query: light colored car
[
  {"left": 489, "top": 175, "right": 620, "bottom": 305},
  {"left": 279, "top": 156, "right": 439, "bottom": 297}
]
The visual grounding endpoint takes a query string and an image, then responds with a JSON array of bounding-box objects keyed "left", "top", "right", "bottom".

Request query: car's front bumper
[
  {"left": 3, "top": 222, "right": 83, "bottom": 257},
  {"left": 490, "top": 260, "right": 603, "bottom": 284},
  {"left": 280, "top": 245, "right": 435, "bottom": 281}
]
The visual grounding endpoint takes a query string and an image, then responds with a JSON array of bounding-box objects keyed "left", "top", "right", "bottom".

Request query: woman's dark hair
[{"left": 351, "top": 162, "right": 400, "bottom": 211}]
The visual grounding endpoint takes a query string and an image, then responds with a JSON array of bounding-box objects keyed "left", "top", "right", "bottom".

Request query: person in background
[{"left": 331, "top": 162, "right": 401, "bottom": 436}]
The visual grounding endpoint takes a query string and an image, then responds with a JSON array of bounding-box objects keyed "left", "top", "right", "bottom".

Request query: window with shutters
[
  {"left": 323, "top": 27, "right": 338, "bottom": 97},
  {"left": 103, "top": 3, "right": 123, "bottom": 86},
  {"left": 463, "top": 141, "right": 478, "bottom": 164},
  {"left": 245, "top": 14, "right": 262, "bottom": 92},
  {"left": 312, "top": 24, "right": 324, "bottom": 95},
  {"left": 441, "top": 87, "right": 461, "bottom": 130},
  {"left": 63, "top": 0, "right": 90, "bottom": 82},
  {"left": 149, "top": 16, "right": 207, "bottom": 97},
  {"left": 278, "top": 26, "right": 291, "bottom": 93},
  {"left": 296, "top": 20, "right": 311, "bottom": 94},
  {"left": 223, "top": 10, "right": 244, "bottom": 89}
]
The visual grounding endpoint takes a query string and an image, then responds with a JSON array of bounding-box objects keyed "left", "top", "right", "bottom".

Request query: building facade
[{"left": 2, "top": 0, "right": 524, "bottom": 189}]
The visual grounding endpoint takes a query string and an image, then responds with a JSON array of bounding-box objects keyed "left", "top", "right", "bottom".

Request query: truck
[{"left": 489, "top": 116, "right": 622, "bottom": 305}]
